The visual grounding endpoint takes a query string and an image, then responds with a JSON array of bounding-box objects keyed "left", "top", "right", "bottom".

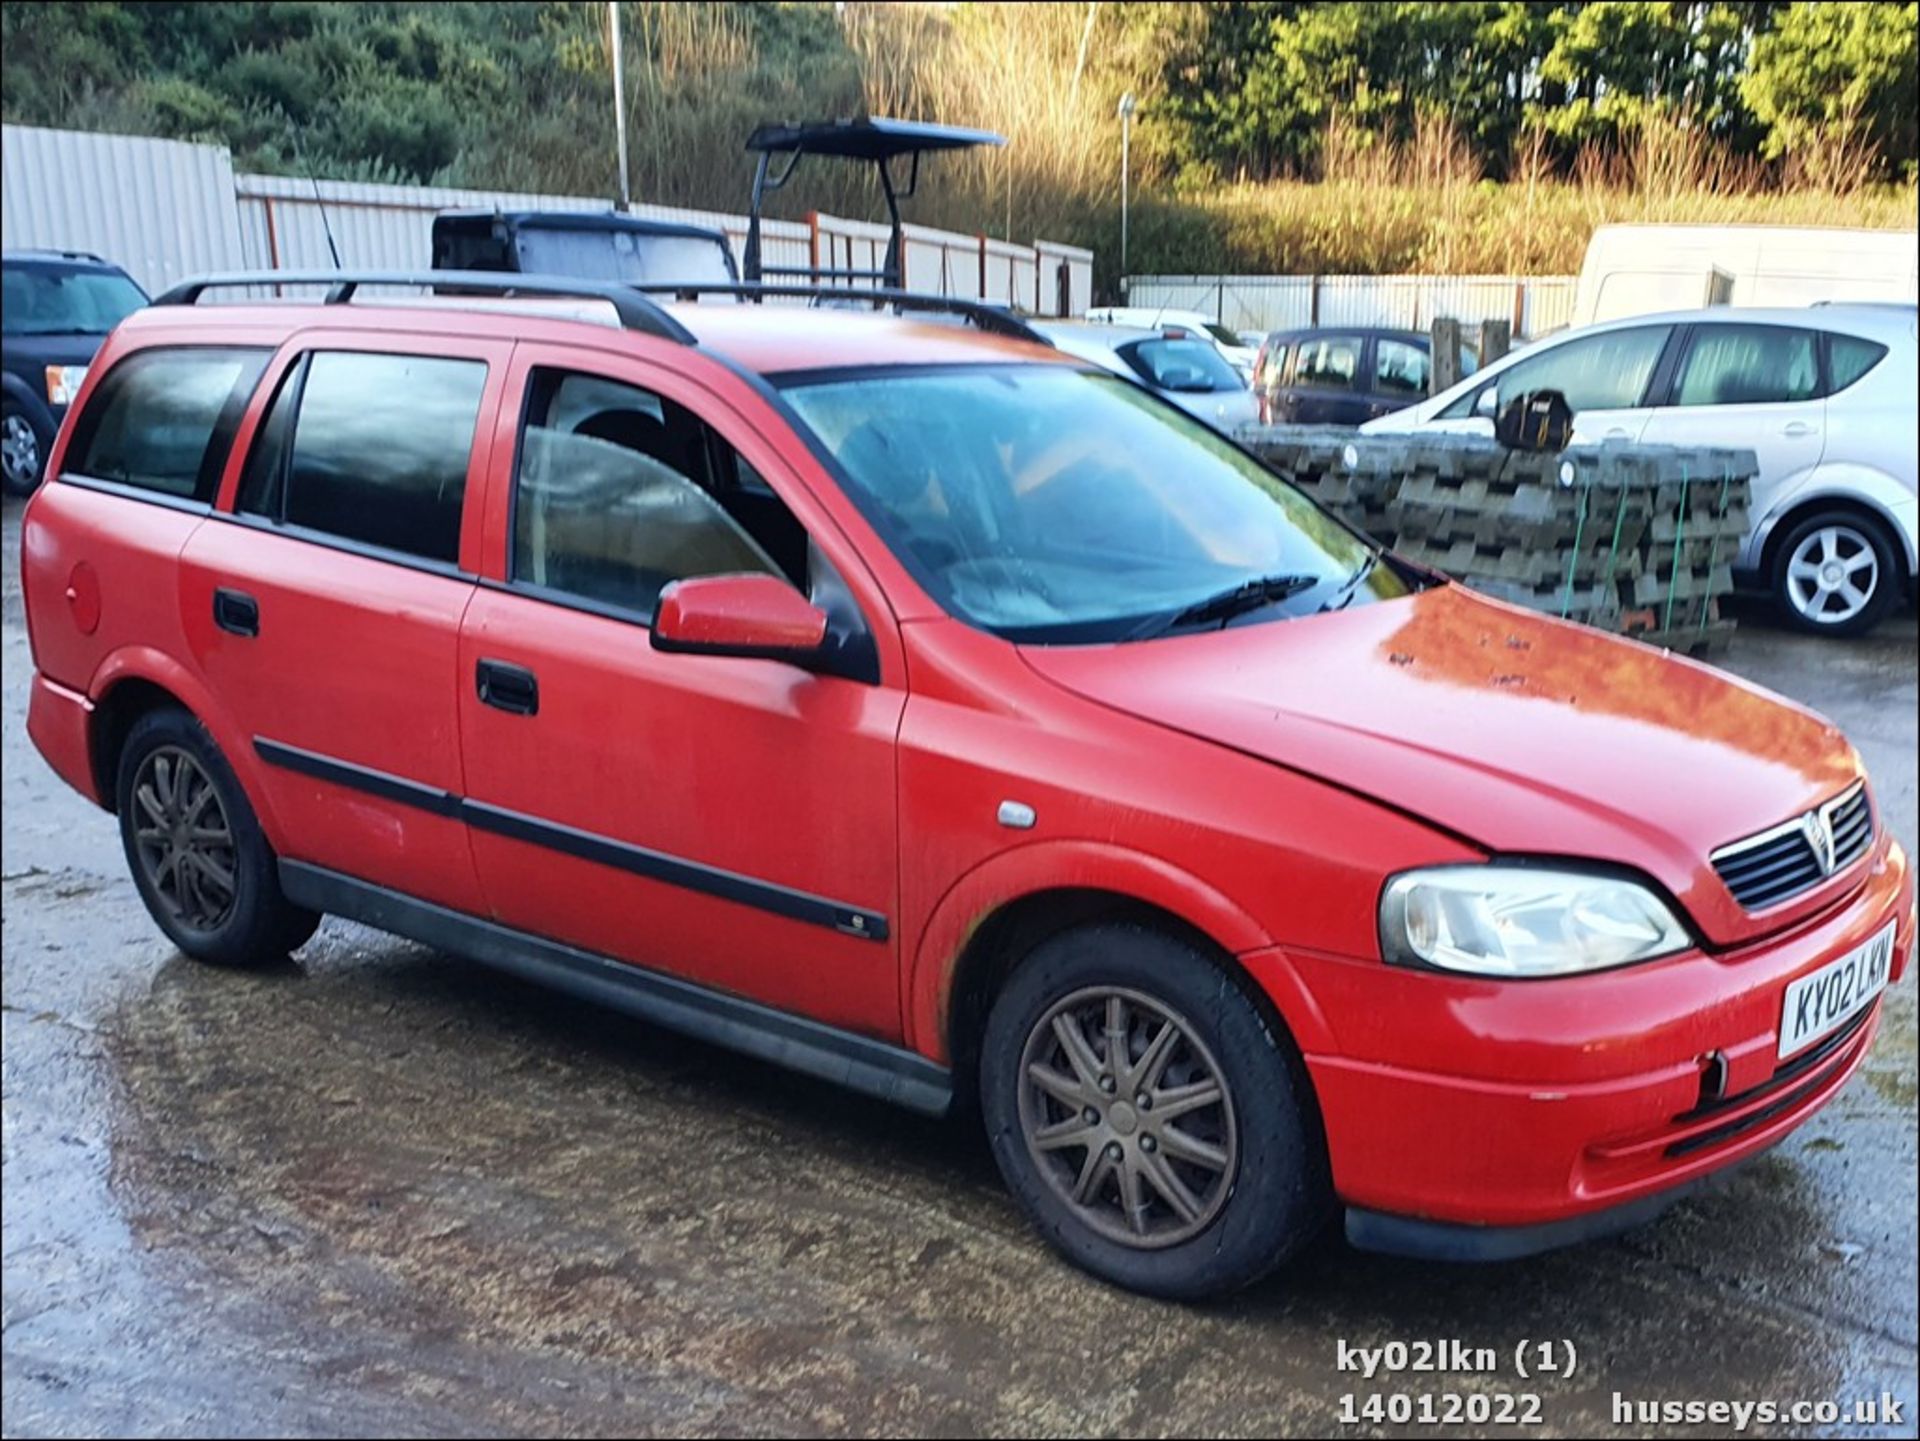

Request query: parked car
[
  {"left": 1037, "top": 321, "right": 1259, "bottom": 430},
  {"left": 2, "top": 249, "right": 148, "bottom": 493},
  {"left": 1363, "top": 305, "right": 1918, "bottom": 636},
  {"left": 1253, "top": 326, "right": 1478, "bottom": 427},
  {"left": 1086, "top": 306, "right": 1258, "bottom": 379},
  {"left": 431, "top": 210, "right": 739, "bottom": 287},
  {"left": 24, "top": 272, "right": 1914, "bottom": 1300}
]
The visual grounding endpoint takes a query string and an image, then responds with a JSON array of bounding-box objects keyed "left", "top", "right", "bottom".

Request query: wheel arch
[
  {"left": 86, "top": 647, "right": 286, "bottom": 849},
  {"left": 910, "top": 842, "right": 1314, "bottom": 1096},
  {"left": 1757, "top": 483, "right": 1915, "bottom": 584}
]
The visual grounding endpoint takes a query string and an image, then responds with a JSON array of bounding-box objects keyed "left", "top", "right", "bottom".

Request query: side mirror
[
  {"left": 1472, "top": 386, "right": 1499, "bottom": 418},
  {"left": 651, "top": 573, "right": 829, "bottom": 665}
]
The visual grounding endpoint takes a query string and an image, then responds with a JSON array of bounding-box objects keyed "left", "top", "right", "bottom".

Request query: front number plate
[{"left": 1778, "top": 921, "right": 1895, "bottom": 1061}]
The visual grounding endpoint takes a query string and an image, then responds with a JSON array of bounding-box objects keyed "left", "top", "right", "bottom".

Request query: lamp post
[
  {"left": 1117, "top": 91, "right": 1136, "bottom": 293},
  {"left": 609, "top": 1, "right": 631, "bottom": 208}
]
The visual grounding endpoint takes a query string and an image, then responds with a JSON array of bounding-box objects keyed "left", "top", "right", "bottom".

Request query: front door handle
[
  {"left": 213, "top": 587, "right": 259, "bottom": 637},
  {"left": 1783, "top": 420, "right": 1817, "bottom": 437},
  {"left": 476, "top": 658, "right": 539, "bottom": 716}
]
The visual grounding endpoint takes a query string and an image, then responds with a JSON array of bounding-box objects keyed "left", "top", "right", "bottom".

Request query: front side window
[
  {"left": 1463, "top": 324, "right": 1671, "bottom": 416},
  {"left": 781, "top": 365, "right": 1409, "bottom": 643},
  {"left": 1292, "top": 336, "right": 1361, "bottom": 391},
  {"left": 1374, "top": 338, "right": 1430, "bottom": 397},
  {"left": 259, "top": 352, "right": 487, "bottom": 564},
  {"left": 64, "top": 347, "right": 266, "bottom": 500},
  {"left": 2, "top": 264, "right": 147, "bottom": 336},
  {"left": 1672, "top": 325, "right": 1818, "bottom": 407},
  {"left": 512, "top": 369, "right": 783, "bottom": 617}
]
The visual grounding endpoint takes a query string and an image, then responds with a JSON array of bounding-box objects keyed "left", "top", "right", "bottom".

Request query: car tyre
[
  {"left": 2, "top": 401, "right": 50, "bottom": 495},
  {"left": 980, "top": 922, "right": 1331, "bottom": 1300},
  {"left": 1770, "top": 509, "right": 1902, "bottom": 638},
  {"left": 116, "top": 707, "right": 320, "bottom": 966}
]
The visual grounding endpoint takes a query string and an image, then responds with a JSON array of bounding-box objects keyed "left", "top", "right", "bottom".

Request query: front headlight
[
  {"left": 1379, "top": 865, "right": 1690, "bottom": 978},
  {"left": 45, "top": 365, "right": 87, "bottom": 407}
]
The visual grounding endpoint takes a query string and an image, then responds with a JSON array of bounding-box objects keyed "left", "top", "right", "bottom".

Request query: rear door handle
[
  {"left": 213, "top": 587, "right": 259, "bottom": 637},
  {"left": 476, "top": 658, "right": 539, "bottom": 716}
]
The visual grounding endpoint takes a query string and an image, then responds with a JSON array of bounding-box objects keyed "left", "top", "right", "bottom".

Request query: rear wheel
[
  {"left": 980, "top": 923, "right": 1330, "bottom": 1299},
  {"left": 2, "top": 403, "right": 49, "bottom": 495},
  {"left": 116, "top": 707, "right": 319, "bottom": 965},
  {"left": 1771, "top": 509, "right": 1901, "bottom": 638}
]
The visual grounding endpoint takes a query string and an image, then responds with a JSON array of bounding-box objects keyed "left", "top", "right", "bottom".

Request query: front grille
[{"left": 1712, "top": 784, "right": 1874, "bottom": 911}]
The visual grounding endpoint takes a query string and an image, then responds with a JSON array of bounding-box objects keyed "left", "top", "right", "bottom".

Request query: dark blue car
[
  {"left": 1253, "top": 326, "right": 1478, "bottom": 427},
  {"left": 3, "top": 250, "right": 148, "bottom": 493}
]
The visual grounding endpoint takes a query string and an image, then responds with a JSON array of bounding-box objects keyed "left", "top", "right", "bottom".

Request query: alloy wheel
[
  {"left": 2, "top": 413, "right": 40, "bottom": 491},
  {"left": 1786, "top": 524, "right": 1879, "bottom": 626},
  {"left": 130, "top": 746, "right": 238, "bottom": 933},
  {"left": 1017, "top": 985, "right": 1238, "bottom": 1249}
]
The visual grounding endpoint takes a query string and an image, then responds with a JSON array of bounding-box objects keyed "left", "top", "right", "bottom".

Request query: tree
[{"left": 1741, "top": 1, "right": 1918, "bottom": 176}]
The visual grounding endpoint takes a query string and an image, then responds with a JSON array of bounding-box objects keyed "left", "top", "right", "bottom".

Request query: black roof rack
[
  {"left": 627, "top": 282, "right": 1052, "bottom": 347},
  {"left": 151, "top": 269, "right": 697, "bottom": 344}
]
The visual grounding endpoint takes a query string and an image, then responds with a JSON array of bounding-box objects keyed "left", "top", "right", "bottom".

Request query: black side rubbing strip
[
  {"left": 278, "top": 860, "right": 947, "bottom": 1115},
  {"left": 253, "top": 737, "right": 888, "bottom": 941},
  {"left": 252, "top": 738, "right": 461, "bottom": 818}
]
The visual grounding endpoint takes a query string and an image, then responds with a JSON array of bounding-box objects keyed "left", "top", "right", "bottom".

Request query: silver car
[
  {"left": 1363, "top": 304, "right": 1917, "bottom": 636},
  {"left": 1037, "top": 322, "right": 1260, "bottom": 433}
]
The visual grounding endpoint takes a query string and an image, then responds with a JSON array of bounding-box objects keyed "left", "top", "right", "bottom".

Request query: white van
[{"left": 1572, "top": 224, "right": 1918, "bottom": 327}]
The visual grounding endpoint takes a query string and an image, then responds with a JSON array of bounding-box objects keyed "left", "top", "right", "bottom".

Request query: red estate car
[{"left": 21, "top": 272, "right": 1915, "bottom": 1299}]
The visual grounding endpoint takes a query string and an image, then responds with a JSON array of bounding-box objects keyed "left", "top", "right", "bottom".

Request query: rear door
[
  {"left": 1637, "top": 321, "right": 1827, "bottom": 515},
  {"left": 454, "top": 344, "right": 906, "bottom": 1038},
  {"left": 179, "top": 331, "right": 509, "bottom": 915},
  {"left": 1279, "top": 333, "right": 1369, "bottom": 425}
]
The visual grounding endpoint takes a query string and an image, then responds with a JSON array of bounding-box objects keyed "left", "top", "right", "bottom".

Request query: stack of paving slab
[{"left": 1238, "top": 426, "right": 1754, "bottom": 656}]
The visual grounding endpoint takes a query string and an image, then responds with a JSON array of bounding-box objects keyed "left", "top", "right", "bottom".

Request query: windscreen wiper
[
  {"left": 1317, "top": 548, "right": 1383, "bottom": 614},
  {"left": 1131, "top": 572, "right": 1321, "bottom": 639}
]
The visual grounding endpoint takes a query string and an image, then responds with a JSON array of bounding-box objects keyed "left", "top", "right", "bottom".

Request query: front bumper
[{"left": 1261, "top": 837, "right": 1914, "bottom": 1244}]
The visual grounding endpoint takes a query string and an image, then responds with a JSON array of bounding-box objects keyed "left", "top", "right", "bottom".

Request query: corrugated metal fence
[
  {"left": 1125, "top": 273, "right": 1577, "bottom": 340},
  {"left": 4, "top": 124, "right": 1094, "bottom": 314}
]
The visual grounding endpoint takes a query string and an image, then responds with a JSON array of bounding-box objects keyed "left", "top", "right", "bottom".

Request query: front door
[{"left": 455, "top": 346, "right": 905, "bottom": 1038}]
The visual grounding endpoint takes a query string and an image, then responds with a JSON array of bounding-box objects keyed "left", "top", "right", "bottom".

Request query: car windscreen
[
  {"left": 1119, "top": 338, "right": 1244, "bottom": 393},
  {"left": 2, "top": 265, "right": 147, "bottom": 336},
  {"left": 780, "top": 365, "right": 1408, "bottom": 644},
  {"left": 512, "top": 230, "right": 735, "bottom": 286}
]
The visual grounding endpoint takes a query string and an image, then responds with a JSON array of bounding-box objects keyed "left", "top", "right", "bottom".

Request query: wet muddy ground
[{"left": 4, "top": 495, "right": 1915, "bottom": 1437}]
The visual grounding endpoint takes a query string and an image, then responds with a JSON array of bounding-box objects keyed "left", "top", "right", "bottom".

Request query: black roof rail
[
  {"left": 627, "top": 281, "right": 1053, "bottom": 347},
  {"left": 150, "top": 269, "right": 697, "bottom": 345}
]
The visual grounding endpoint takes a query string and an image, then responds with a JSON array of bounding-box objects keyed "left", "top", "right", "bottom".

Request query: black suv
[{"left": 2, "top": 250, "right": 148, "bottom": 493}]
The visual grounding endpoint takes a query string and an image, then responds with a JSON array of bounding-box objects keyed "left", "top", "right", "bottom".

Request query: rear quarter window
[
  {"left": 62, "top": 347, "right": 267, "bottom": 502},
  {"left": 1828, "top": 334, "right": 1890, "bottom": 393}
]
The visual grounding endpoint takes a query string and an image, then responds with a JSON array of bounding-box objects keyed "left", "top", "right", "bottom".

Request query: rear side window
[
  {"left": 1292, "top": 336, "right": 1360, "bottom": 391},
  {"left": 64, "top": 348, "right": 266, "bottom": 501},
  {"left": 1828, "top": 334, "right": 1889, "bottom": 393},
  {"left": 240, "top": 351, "right": 486, "bottom": 565},
  {"left": 1672, "top": 325, "right": 1819, "bottom": 407}
]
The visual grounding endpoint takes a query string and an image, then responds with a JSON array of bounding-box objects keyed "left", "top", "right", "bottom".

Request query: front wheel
[
  {"left": 980, "top": 923, "right": 1331, "bottom": 1299},
  {"left": 1770, "top": 509, "right": 1902, "bottom": 638},
  {"left": 2, "top": 403, "right": 50, "bottom": 495}
]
